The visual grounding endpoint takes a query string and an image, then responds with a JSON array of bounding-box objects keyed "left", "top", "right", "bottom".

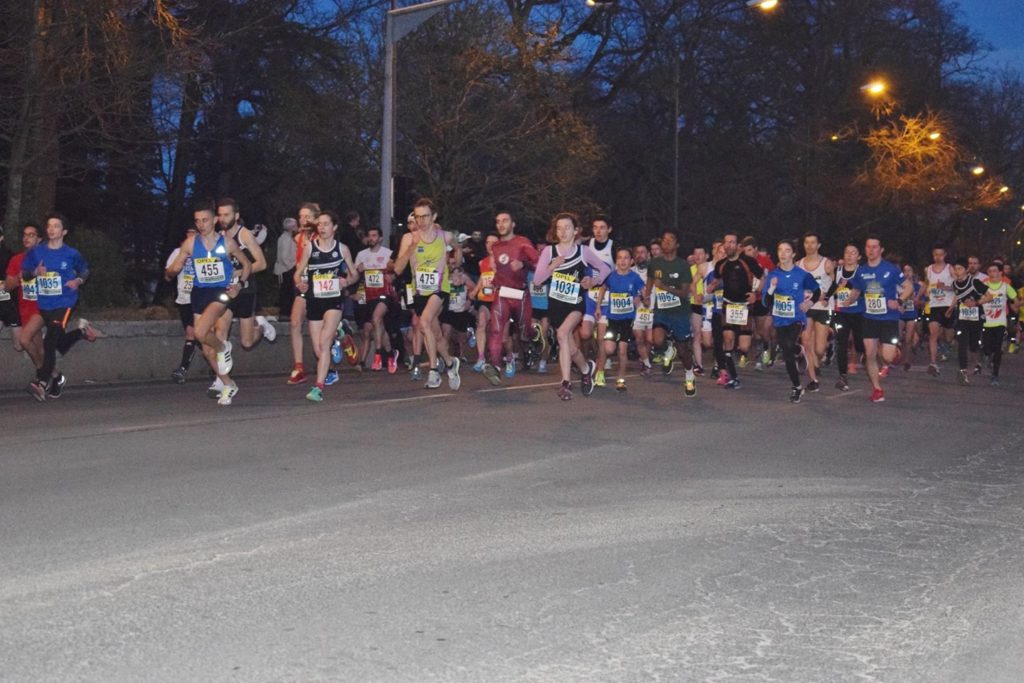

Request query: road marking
[
  {"left": 826, "top": 389, "right": 862, "bottom": 399},
  {"left": 475, "top": 373, "right": 644, "bottom": 393}
]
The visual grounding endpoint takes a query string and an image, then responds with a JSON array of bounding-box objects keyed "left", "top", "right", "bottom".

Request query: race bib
[
  {"left": 928, "top": 286, "right": 952, "bottom": 307},
  {"left": 530, "top": 279, "right": 548, "bottom": 297},
  {"left": 365, "top": 269, "right": 385, "bottom": 290},
  {"left": 834, "top": 286, "right": 852, "bottom": 308},
  {"left": 958, "top": 304, "right": 979, "bottom": 322},
  {"left": 772, "top": 294, "right": 795, "bottom": 319},
  {"left": 312, "top": 272, "right": 341, "bottom": 298},
  {"left": 356, "top": 285, "right": 367, "bottom": 305},
  {"left": 864, "top": 291, "right": 886, "bottom": 315},
  {"left": 0, "top": 287, "right": 9, "bottom": 302},
  {"left": 725, "top": 302, "right": 749, "bottom": 326},
  {"left": 609, "top": 292, "right": 634, "bottom": 315},
  {"left": 182, "top": 274, "right": 194, "bottom": 294},
  {"left": 37, "top": 272, "right": 63, "bottom": 297},
  {"left": 901, "top": 297, "right": 916, "bottom": 313},
  {"left": 480, "top": 271, "right": 494, "bottom": 297},
  {"left": 415, "top": 269, "right": 439, "bottom": 294},
  {"left": 405, "top": 283, "right": 415, "bottom": 305},
  {"left": 549, "top": 271, "right": 580, "bottom": 304},
  {"left": 450, "top": 287, "right": 468, "bottom": 311},
  {"left": 194, "top": 257, "right": 226, "bottom": 284},
  {"left": 21, "top": 278, "right": 37, "bottom": 301},
  {"left": 983, "top": 295, "right": 1006, "bottom": 324},
  {"left": 654, "top": 287, "right": 682, "bottom": 309},
  {"left": 635, "top": 307, "right": 654, "bottom": 326}
]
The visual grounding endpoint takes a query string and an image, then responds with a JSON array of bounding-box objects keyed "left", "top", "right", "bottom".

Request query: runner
[
  {"left": 0, "top": 231, "right": 18, "bottom": 348},
  {"left": 763, "top": 239, "right": 822, "bottom": 402},
  {"left": 481, "top": 209, "right": 538, "bottom": 386},
  {"left": 845, "top": 235, "right": 911, "bottom": 403},
  {"left": 4, "top": 223, "right": 45, "bottom": 381},
  {"left": 440, "top": 254, "right": 476, "bottom": 361},
  {"left": 741, "top": 237, "right": 772, "bottom": 371},
  {"left": 294, "top": 210, "right": 358, "bottom": 401},
  {"left": 831, "top": 242, "right": 865, "bottom": 391},
  {"left": 165, "top": 203, "right": 250, "bottom": 405},
  {"left": 532, "top": 212, "right": 610, "bottom": 400},
  {"left": 712, "top": 232, "right": 763, "bottom": 389},
  {"left": 898, "top": 263, "right": 924, "bottom": 372},
  {"left": 631, "top": 243, "right": 655, "bottom": 376},
  {"left": 978, "top": 262, "right": 1019, "bottom": 386},
  {"left": 594, "top": 246, "right": 646, "bottom": 391},
  {"left": 470, "top": 234, "right": 498, "bottom": 372},
  {"left": 354, "top": 226, "right": 403, "bottom": 372},
  {"left": 166, "top": 227, "right": 199, "bottom": 383},
  {"left": 217, "top": 198, "right": 276, "bottom": 354},
  {"left": 287, "top": 202, "right": 319, "bottom": 384},
  {"left": 527, "top": 268, "right": 551, "bottom": 373},
  {"left": 579, "top": 216, "right": 615, "bottom": 373},
  {"left": 951, "top": 258, "right": 987, "bottom": 385},
  {"left": 20, "top": 213, "right": 99, "bottom": 401},
  {"left": 392, "top": 198, "right": 462, "bottom": 390},
  {"left": 796, "top": 232, "right": 834, "bottom": 377},
  {"left": 689, "top": 246, "right": 708, "bottom": 374},
  {"left": 923, "top": 245, "right": 955, "bottom": 376},
  {"left": 647, "top": 230, "right": 697, "bottom": 396}
]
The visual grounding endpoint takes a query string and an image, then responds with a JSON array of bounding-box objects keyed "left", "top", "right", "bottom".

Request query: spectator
[{"left": 274, "top": 217, "right": 298, "bottom": 316}]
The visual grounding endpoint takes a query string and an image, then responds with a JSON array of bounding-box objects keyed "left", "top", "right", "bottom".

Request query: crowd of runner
[{"left": 2, "top": 198, "right": 1021, "bottom": 405}]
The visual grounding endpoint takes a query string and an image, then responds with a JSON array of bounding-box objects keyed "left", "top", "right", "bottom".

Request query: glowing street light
[
  {"left": 747, "top": 0, "right": 779, "bottom": 10},
  {"left": 861, "top": 80, "right": 888, "bottom": 97},
  {"left": 585, "top": 0, "right": 617, "bottom": 7},
  {"left": 971, "top": 165, "right": 985, "bottom": 176},
  {"left": 928, "top": 131, "right": 941, "bottom": 140},
  {"left": 999, "top": 185, "right": 1010, "bottom": 193}
]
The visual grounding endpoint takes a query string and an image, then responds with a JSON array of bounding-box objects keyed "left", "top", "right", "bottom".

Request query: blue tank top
[{"left": 192, "top": 235, "right": 233, "bottom": 288}]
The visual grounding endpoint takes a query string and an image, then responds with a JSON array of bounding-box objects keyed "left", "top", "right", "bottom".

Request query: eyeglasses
[{"left": 413, "top": 213, "right": 432, "bottom": 219}]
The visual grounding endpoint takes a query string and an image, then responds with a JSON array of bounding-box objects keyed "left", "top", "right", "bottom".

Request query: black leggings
[
  {"left": 776, "top": 323, "right": 803, "bottom": 387},
  {"left": 956, "top": 321, "right": 982, "bottom": 370},
  {"left": 834, "top": 312, "right": 864, "bottom": 374},
  {"left": 38, "top": 307, "right": 84, "bottom": 382},
  {"left": 983, "top": 327, "right": 1005, "bottom": 377}
]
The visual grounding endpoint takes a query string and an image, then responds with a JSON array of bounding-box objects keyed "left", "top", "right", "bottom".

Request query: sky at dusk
[{"left": 953, "top": 0, "right": 1024, "bottom": 72}]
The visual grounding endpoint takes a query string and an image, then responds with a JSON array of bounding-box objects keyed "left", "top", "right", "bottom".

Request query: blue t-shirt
[
  {"left": 603, "top": 270, "right": 646, "bottom": 321},
  {"left": 21, "top": 243, "right": 89, "bottom": 310},
  {"left": 528, "top": 270, "right": 548, "bottom": 310},
  {"left": 763, "top": 266, "right": 819, "bottom": 327},
  {"left": 849, "top": 260, "right": 905, "bottom": 321}
]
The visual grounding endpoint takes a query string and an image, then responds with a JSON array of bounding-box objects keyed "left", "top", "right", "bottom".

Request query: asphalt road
[{"left": 3, "top": 357, "right": 1024, "bottom": 682}]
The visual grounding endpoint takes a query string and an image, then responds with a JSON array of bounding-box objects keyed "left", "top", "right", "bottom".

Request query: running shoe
[
  {"left": 324, "top": 370, "right": 339, "bottom": 386},
  {"left": 217, "top": 383, "right": 238, "bottom": 406},
  {"left": 47, "top": 373, "right": 66, "bottom": 399},
  {"left": 716, "top": 372, "right": 730, "bottom": 387},
  {"left": 640, "top": 361, "right": 652, "bottom": 378},
  {"left": 973, "top": 364, "right": 982, "bottom": 376},
  {"left": 172, "top": 366, "right": 187, "bottom": 384},
  {"left": 558, "top": 380, "right": 573, "bottom": 401},
  {"left": 615, "top": 378, "right": 627, "bottom": 392},
  {"left": 388, "top": 350, "right": 400, "bottom": 374},
  {"left": 411, "top": 366, "right": 422, "bottom": 381},
  {"left": 835, "top": 375, "right": 849, "bottom": 392},
  {"left": 724, "top": 378, "right": 741, "bottom": 390},
  {"left": 27, "top": 380, "right": 47, "bottom": 402},
  {"left": 482, "top": 363, "right": 502, "bottom": 386},
  {"left": 371, "top": 353, "right": 383, "bottom": 372},
  {"left": 790, "top": 386, "right": 804, "bottom": 404},
  {"left": 305, "top": 386, "right": 323, "bottom": 402},
  {"left": 662, "top": 358, "right": 675, "bottom": 375},
  {"left": 287, "top": 367, "right": 307, "bottom": 385},
  {"left": 754, "top": 361, "right": 764, "bottom": 372},
  {"left": 990, "top": 376, "right": 1000, "bottom": 386},
  {"left": 581, "top": 360, "right": 597, "bottom": 396},
  {"left": 331, "top": 339, "right": 342, "bottom": 365},
  {"left": 1009, "top": 342, "right": 1019, "bottom": 354},
  {"left": 594, "top": 369, "right": 606, "bottom": 387},
  {"left": 256, "top": 315, "right": 277, "bottom": 343},
  {"left": 710, "top": 366, "right": 720, "bottom": 380},
  {"left": 760, "top": 349, "right": 771, "bottom": 366},
  {"left": 684, "top": 375, "right": 696, "bottom": 398},
  {"left": 927, "top": 363, "right": 939, "bottom": 377},
  {"left": 878, "top": 366, "right": 890, "bottom": 378},
  {"left": 537, "top": 359, "right": 548, "bottom": 374},
  {"left": 447, "top": 357, "right": 461, "bottom": 391},
  {"left": 805, "top": 380, "right": 820, "bottom": 393},
  {"left": 78, "top": 318, "right": 106, "bottom": 341},
  {"left": 473, "top": 359, "right": 486, "bottom": 373},
  {"left": 738, "top": 354, "right": 748, "bottom": 369},
  {"left": 604, "top": 358, "right": 613, "bottom": 371},
  {"left": 425, "top": 369, "right": 442, "bottom": 389},
  {"left": 467, "top": 327, "right": 477, "bottom": 349},
  {"left": 693, "top": 364, "right": 704, "bottom": 377},
  {"left": 504, "top": 358, "right": 517, "bottom": 379},
  {"left": 869, "top": 388, "right": 885, "bottom": 403},
  {"left": 215, "top": 341, "right": 233, "bottom": 375},
  {"left": 957, "top": 369, "right": 968, "bottom": 385},
  {"left": 208, "top": 377, "right": 225, "bottom": 397},
  {"left": 663, "top": 344, "right": 677, "bottom": 367}
]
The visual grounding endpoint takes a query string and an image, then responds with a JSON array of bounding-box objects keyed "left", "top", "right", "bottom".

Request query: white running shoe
[
  {"left": 217, "top": 383, "right": 238, "bottom": 406},
  {"left": 256, "top": 315, "right": 277, "bottom": 342},
  {"left": 447, "top": 357, "right": 461, "bottom": 391},
  {"left": 216, "top": 341, "right": 233, "bottom": 375},
  {"left": 207, "top": 377, "right": 225, "bottom": 398}
]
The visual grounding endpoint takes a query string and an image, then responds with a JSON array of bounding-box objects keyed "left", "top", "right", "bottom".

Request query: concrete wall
[{"left": 0, "top": 320, "right": 294, "bottom": 391}]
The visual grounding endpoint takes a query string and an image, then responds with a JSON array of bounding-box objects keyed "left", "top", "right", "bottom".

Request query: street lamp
[
  {"left": 971, "top": 165, "right": 985, "bottom": 176},
  {"left": 860, "top": 80, "right": 888, "bottom": 97},
  {"left": 928, "top": 131, "right": 941, "bottom": 140},
  {"left": 747, "top": 0, "right": 779, "bottom": 10},
  {"left": 380, "top": 0, "right": 462, "bottom": 245}
]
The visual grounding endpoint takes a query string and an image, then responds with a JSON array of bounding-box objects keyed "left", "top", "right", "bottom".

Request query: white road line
[{"left": 826, "top": 389, "right": 863, "bottom": 399}]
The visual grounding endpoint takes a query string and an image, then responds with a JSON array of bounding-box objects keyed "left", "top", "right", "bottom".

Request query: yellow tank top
[{"left": 412, "top": 231, "right": 451, "bottom": 295}]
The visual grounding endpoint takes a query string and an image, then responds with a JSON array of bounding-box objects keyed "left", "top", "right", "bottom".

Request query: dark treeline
[{"left": 1, "top": 0, "right": 1022, "bottom": 305}]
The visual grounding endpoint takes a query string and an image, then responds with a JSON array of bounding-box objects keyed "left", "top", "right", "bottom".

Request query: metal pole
[
  {"left": 381, "top": 12, "right": 396, "bottom": 246},
  {"left": 673, "top": 54, "right": 680, "bottom": 235}
]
